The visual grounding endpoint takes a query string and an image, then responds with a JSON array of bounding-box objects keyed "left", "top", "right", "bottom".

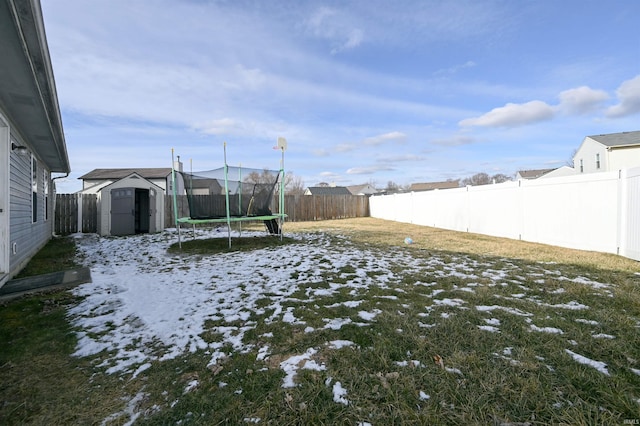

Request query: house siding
[
  {"left": 9, "top": 134, "right": 52, "bottom": 275},
  {"left": 610, "top": 146, "right": 640, "bottom": 171},
  {"left": 574, "top": 138, "right": 608, "bottom": 173}
]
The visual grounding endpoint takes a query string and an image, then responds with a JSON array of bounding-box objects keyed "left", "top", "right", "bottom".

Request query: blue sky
[{"left": 41, "top": 0, "right": 640, "bottom": 193}]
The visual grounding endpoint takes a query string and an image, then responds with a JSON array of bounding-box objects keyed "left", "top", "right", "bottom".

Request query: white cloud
[
  {"left": 195, "top": 118, "right": 243, "bottom": 135},
  {"left": 363, "top": 131, "right": 407, "bottom": 146},
  {"left": 381, "top": 154, "right": 425, "bottom": 162},
  {"left": 305, "top": 6, "right": 364, "bottom": 54},
  {"left": 432, "top": 134, "right": 476, "bottom": 146},
  {"left": 434, "top": 60, "right": 477, "bottom": 76},
  {"left": 459, "top": 101, "right": 555, "bottom": 128},
  {"left": 335, "top": 143, "right": 357, "bottom": 152},
  {"left": 557, "top": 86, "right": 609, "bottom": 115},
  {"left": 346, "top": 165, "right": 395, "bottom": 174},
  {"left": 606, "top": 75, "right": 640, "bottom": 118}
]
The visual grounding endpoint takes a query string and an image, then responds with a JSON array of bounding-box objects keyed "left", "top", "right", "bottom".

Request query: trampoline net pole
[
  {"left": 224, "top": 143, "right": 232, "bottom": 248},
  {"left": 171, "top": 148, "right": 182, "bottom": 249}
]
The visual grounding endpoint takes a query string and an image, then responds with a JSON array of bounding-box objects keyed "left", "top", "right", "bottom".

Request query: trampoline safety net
[{"left": 178, "top": 166, "right": 281, "bottom": 220}]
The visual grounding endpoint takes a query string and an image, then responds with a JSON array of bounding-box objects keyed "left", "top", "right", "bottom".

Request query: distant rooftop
[
  {"left": 305, "top": 186, "right": 352, "bottom": 195},
  {"left": 517, "top": 168, "right": 556, "bottom": 179},
  {"left": 410, "top": 180, "right": 459, "bottom": 191}
]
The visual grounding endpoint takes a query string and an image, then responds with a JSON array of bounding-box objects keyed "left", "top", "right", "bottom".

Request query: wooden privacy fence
[
  {"left": 283, "top": 194, "right": 370, "bottom": 222},
  {"left": 164, "top": 194, "right": 370, "bottom": 227},
  {"left": 54, "top": 193, "right": 97, "bottom": 235},
  {"left": 55, "top": 193, "right": 369, "bottom": 234}
]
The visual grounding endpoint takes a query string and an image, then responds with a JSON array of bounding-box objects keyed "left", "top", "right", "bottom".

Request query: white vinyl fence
[{"left": 370, "top": 167, "right": 640, "bottom": 261}]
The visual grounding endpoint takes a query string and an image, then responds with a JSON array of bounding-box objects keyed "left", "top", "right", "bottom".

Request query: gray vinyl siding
[{"left": 9, "top": 144, "right": 52, "bottom": 275}]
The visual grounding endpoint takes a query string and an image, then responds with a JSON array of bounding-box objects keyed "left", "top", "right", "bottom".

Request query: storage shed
[{"left": 82, "top": 173, "right": 165, "bottom": 236}]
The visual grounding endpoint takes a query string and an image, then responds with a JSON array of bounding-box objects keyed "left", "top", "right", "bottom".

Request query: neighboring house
[
  {"left": 1, "top": 0, "right": 71, "bottom": 286},
  {"left": 573, "top": 130, "right": 640, "bottom": 174},
  {"left": 304, "top": 186, "right": 352, "bottom": 195},
  {"left": 347, "top": 183, "right": 378, "bottom": 195},
  {"left": 409, "top": 180, "right": 460, "bottom": 192},
  {"left": 538, "top": 166, "right": 576, "bottom": 179}
]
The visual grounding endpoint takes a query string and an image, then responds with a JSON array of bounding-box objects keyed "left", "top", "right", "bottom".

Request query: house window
[
  {"left": 596, "top": 153, "right": 600, "bottom": 169},
  {"left": 43, "top": 170, "right": 49, "bottom": 221},
  {"left": 580, "top": 159, "right": 584, "bottom": 173},
  {"left": 32, "top": 155, "right": 37, "bottom": 222}
]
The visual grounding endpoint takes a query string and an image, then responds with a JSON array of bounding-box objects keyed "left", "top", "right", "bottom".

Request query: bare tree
[
  {"left": 285, "top": 173, "right": 305, "bottom": 195},
  {"left": 384, "top": 181, "right": 401, "bottom": 193},
  {"left": 461, "top": 172, "right": 491, "bottom": 186},
  {"left": 491, "top": 173, "right": 512, "bottom": 183},
  {"left": 316, "top": 182, "right": 330, "bottom": 187},
  {"left": 566, "top": 149, "right": 577, "bottom": 167}
]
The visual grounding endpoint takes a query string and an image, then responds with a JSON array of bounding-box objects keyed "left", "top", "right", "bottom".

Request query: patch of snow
[
  {"left": 478, "top": 325, "right": 500, "bottom": 332},
  {"left": 575, "top": 318, "right": 599, "bottom": 325},
  {"left": 538, "top": 301, "right": 589, "bottom": 310},
  {"left": 280, "top": 348, "right": 326, "bottom": 388},
  {"left": 376, "top": 295, "right": 398, "bottom": 300},
  {"left": 592, "top": 333, "right": 615, "bottom": 339},
  {"left": 101, "top": 390, "right": 147, "bottom": 426},
  {"left": 358, "top": 309, "right": 382, "bottom": 321},
  {"left": 332, "top": 382, "right": 349, "bottom": 405},
  {"left": 131, "top": 362, "right": 152, "bottom": 379},
  {"left": 419, "top": 391, "right": 430, "bottom": 400},
  {"left": 433, "top": 298, "right": 465, "bottom": 307},
  {"left": 484, "top": 318, "right": 501, "bottom": 326},
  {"left": 565, "top": 349, "right": 610, "bottom": 376},
  {"left": 184, "top": 380, "right": 199, "bottom": 394},
  {"left": 323, "top": 318, "right": 352, "bottom": 330},
  {"left": 326, "top": 300, "right": 363, "bottom": 308},
  {"left": 256, "top": 345, "right": 270, "bottom": 361},
  {"left": 476, "top": 305, "right": 533, "bottom": 316},
  {"left": 327, "top": 340, "right": 356, "bottom": 349},
  {"left": 529, "top": 324, "right": 564, "bottom": 334}
]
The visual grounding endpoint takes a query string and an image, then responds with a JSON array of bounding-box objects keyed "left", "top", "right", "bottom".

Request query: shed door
[
  {"left": 111, "top": 188, "right": 135, "bottom": 236},
  {"left": 149, "top": 188, "right": 156, "bottom": 233}
]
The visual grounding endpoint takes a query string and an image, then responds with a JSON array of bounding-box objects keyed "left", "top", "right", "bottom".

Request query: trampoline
[{"left": 171, "top": 140, "right": 287, "bottom": 248}]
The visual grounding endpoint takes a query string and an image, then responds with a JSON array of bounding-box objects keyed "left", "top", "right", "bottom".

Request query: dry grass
[
  {"left": 2, "top": 219, "right": 639, "bottom": 424},
  {"left": 284, "top": 217, "right": 640, "bottom": 273}
]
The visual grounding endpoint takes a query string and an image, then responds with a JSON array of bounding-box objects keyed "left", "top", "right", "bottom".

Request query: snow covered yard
[{"left": 68, "top": 228, "right": 640, "bottom": 425}]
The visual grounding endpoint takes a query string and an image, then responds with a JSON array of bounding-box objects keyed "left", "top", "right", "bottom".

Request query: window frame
[{"left": 31, "top": 154, "right": 38, "bottom": 223}]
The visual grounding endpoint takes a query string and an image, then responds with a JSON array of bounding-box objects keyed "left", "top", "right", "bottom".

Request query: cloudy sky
[{"left": 41, "top": 0, "right": 640, "bottom": 193}]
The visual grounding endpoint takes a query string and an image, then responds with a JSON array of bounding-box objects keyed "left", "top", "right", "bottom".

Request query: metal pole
[
  {"left": 238, "top": 163, "right": 242, "bottom": 237},
  {"left": 171, "top": 148, "right": 182, "bottom": 249},
  {"left": 280, "top": 146, "right": 285, "bottom": 240},
  {"left": 224, "top": 142, "right": 232, "bottom": 248}
]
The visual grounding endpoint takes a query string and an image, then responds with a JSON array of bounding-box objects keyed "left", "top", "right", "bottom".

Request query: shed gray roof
[
  {"left": 79, "top": 168, "right": 173, "bottom": 180},
  {"left": 588, "top": 130, "right": 640, "bottom": 148},
  {"left": 306, "top": 186, "right": 352, "bottom": 195}
]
